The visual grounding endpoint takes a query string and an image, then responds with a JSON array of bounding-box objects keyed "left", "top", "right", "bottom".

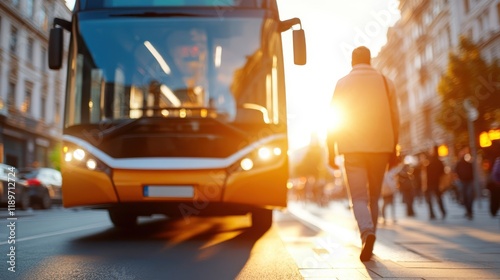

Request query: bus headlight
[
  {"left": 240, "top": 158, "right": 254, "bottom": 171},
  {"left": 63, "top": 144, "right": 110, "bottom": 175},
  {"left": 73, "top": 149, "right": 86, "bottom": 161},
  {"left": 257, "top": 147, "right": 272, "bottom": 160},
  {"left": 64, "top": 152, "right": 73, "bottom": 162},
  {"left": 229, "top": 140, "right": 286, "bottom": 173},
  {"left": 86, "top": 159, "right": 97, "bottom": 170}
]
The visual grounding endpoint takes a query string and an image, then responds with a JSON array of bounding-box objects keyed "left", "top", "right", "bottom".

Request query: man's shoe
[{"left": 360, "top": 233, "right": 376, "bottom": 262}]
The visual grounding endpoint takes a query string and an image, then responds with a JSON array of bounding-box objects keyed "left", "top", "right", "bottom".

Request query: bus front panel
[{"left": 60, "top": 8, "right": 290, "bottom": 217}]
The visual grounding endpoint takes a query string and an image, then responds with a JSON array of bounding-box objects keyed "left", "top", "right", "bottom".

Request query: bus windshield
[
  {"left": 84, "top": 0, "right": 268, "bottom": 9},
  {"left": 66, "top": 15, "right": 281, "bottom": 128}
]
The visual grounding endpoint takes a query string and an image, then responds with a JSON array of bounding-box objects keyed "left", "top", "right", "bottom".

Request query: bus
[{"left": 48, "top": 0, "right": 306, "bottom": 229}]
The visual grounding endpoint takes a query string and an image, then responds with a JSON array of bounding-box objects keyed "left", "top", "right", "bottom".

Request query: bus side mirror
[
  {"left": 48, "top": 27, "right": 64, "bottom": 70},
  {"left": 279, "top": 18, "right": 307, "bottom": 65},
  {"left": 293, "top": 29, "right": 306, "bottom": 65}
]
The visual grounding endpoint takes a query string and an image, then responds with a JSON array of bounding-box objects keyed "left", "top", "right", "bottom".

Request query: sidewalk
[{"left": 285, "top": 193, "right": 500, "bottom": 279}]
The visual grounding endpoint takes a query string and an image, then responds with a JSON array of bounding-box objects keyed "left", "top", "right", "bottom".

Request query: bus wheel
[
  {"left": 40, "top": 191, "right": 52, "bottom": 209},
  {"left": 18, "top": 191, "right": 31, "bottom": 210},
  {"left": 108, "top": 210, "right": 138, "bottom": 228},
  {"left": 251, "top": 208, "right": 273, "bottom": 230}
]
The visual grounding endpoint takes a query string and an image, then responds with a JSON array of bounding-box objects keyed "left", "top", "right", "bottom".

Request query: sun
[{"left": 286, "top": 84, "right": 333, "bottom": 150}]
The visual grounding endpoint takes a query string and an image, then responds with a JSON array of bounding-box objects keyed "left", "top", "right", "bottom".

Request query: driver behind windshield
[{"left": 167, "top": 28, "right": 208, "bottom": 108}]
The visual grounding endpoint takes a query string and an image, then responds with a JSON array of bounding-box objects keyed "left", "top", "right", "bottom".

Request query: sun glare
[
  {"left": 278, "top": 0, "right": 400, "bottom": 151},
  {"left": 327, "top": 104, "right": 345, "bottom": 132}
]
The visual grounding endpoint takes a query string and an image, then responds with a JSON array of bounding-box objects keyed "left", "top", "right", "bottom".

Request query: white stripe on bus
[{"left": 63, "top": 134, "right": 286, "bottom": 170}]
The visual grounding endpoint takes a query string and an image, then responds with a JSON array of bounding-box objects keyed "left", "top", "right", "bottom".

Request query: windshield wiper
[
  {"left": 207, "top": 117, "right": 250, "bottom": 139},
  {"left": 96, "top": 116, "right": 250, "bottom": 141},
  {"left": 97, "top": 118, "right": 144, "bottom": 140}
]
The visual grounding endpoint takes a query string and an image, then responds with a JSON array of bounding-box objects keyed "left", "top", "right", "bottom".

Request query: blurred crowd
[{"left": 288, "top": 140, "right": 500, "bottom": 221}]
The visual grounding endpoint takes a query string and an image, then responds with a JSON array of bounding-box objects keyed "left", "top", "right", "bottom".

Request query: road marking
[{"left": 0, "top": 223, "right": 110, "bottom": 245}]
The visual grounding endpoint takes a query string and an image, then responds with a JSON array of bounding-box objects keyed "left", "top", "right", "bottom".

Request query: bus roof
[{"left": 77, "top": 0, "right": 278, "bottom": 11}]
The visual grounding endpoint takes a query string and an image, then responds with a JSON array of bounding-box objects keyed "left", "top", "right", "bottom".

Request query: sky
[
  {"left": 277, "top": 0, "right": 401, "bottom": 150},
  {"left": 66, "top": 0, "right": 75, "bottom": 10},
  {"left": 64, "top": 0, "right": 400, "bottom": 151}
]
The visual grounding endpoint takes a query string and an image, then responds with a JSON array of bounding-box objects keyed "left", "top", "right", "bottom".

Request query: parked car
[
  {"left": 18, "top": 167, "right": 62, "bottom": 209},
  {"left": 0, "top": 164, "right": 30, "bottom": 210}
]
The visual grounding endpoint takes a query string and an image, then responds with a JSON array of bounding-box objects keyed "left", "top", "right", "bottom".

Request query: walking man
[
  {"left": 327, "top": 46, "right": 400, "bottom": 262},
  {"left": 454, "top": 146, "right": 475, "bottom": 219},
  {"left": 424, "top": 146, "right": 447, "bottom": 220},
  {"left": 398, "top": 162, "right": 417, "bottom": 217}
]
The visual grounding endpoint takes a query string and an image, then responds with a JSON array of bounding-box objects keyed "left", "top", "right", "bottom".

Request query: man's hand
[
  {"left": 329, "top": 154, "right": 339, "bottom": 169},
  {"left": 329, "top": 162, "right": 340, "bottom": 169},
  {"left": 326, "top": 134, "right": 339, "bottom": 169}
]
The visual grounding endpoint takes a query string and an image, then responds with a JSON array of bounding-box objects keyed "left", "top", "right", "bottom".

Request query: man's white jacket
[{"left": 328, "top": 64, "right": 400, "bottom": 155}]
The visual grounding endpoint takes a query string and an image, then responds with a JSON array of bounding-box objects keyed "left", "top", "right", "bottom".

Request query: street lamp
[{"left": 463, "top": 99, "right": 482, "bottom": 206}]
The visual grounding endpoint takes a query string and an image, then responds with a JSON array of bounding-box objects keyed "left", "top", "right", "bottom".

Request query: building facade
[
  {"left": 0, "top": 0, "right": 70, "bottom": 168},
  {"left": 375, "top": 0, "right": 500, "bottom": 162}
]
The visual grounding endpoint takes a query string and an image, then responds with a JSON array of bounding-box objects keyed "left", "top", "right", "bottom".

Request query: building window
[
  {"left": 423, "top": 107, "right": 432, "bottom": 140},
  {"left": 414, "top": 55, "right": 421, "bottom": 69},
  {"left": 446, "top": 26, "right": 452, "bottom": 49},
  {"left": 23, "top": 82, "right": 33, "bottom": 115},
  {"left": 482, "top": 11, "right": 489, "bottom": 33},
  {"left": 27, "top": 37, "right": 34, "bottom": 62},
  {"left": 433, "top": 1, "right": 440, "bottom": 15},
  {"left": 412, "top": 25, "right": 418, "bottom": 40},
  {"left": 7, "top": 82, "right": 16, "bottom": 109},
  {"left": 497, "top": 3, "right": 500, "bottom": 26},
  {"left": 26, "top": 0, "right": 34, "bottom": 19},
  {"left": 10, "top": 27, "right": 18, "bottom": 54},
  {"left": 22, "top": 92, "right": 31, "bottom": 114},
  {"left": 36, "top": 6, "right": 49, "bottom": 32},
  {"left": 426, "top": 45, "right": 433, "bottom": 61},
  {"left": 36, "top": 146, "right": 48, "bottom": 167},
  {"left": 55, "top": 101, "right": 61, "bottom": 124},
  {"left": 41, "top": 95, "right": 47, "bottom": 121},
  {"left": 11, "top": 0, "right": 20, "bottom": 8},
  {"left": 41, "top": 47, "right": 47, "bottom": 70}
]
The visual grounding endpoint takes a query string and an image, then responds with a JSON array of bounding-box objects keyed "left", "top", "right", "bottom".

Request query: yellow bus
[{"left": 48, "top": 0, "right": 306, "bottom": 229}]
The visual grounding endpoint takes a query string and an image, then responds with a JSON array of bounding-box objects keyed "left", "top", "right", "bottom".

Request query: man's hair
[{"left": 352, "top": 46, "right": 371, "bottom": 66}]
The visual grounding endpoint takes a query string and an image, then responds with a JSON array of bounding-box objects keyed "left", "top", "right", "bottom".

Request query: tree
[
  {"left": 49, "top": 142, "right": 62, "bottom": 171},
  {"left": 292, "top": 133, "right": 332, "bottom": 180},
  {"left": 437, "top": 36, "right": 500, "bottom": 149},
  {"left": 293, "top": 142, "right": 323, "bottom": 178}
]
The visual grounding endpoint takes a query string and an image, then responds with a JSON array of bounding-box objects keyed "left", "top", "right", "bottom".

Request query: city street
[
  {"left": 1, "top": 192, "right": 500, "bottom": 279},
  {"left": 0, "top": 206, "right": 303, "bottom": 279},
  {"left": 1, "top": 0, "right": 499, "bottom": 279}
]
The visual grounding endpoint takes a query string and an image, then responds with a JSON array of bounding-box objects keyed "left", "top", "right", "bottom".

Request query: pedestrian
[
  {"left": 398, "top": 161, "right": 416, "bottom": 217},
  {"left": 424, "top": 146, "right": 447, "bottom": 220},
  {"left": 380, "top": 162, "right": 402, "bottom": 224},
  {"left": 412, "top": 153, "right": 426, "bottom": 204},
  {"left": 294, "top": 134, "right": 324, "bottom": 205},
  {"left": 327, "top": 46, "right": 400, "bottom": 262},
  {"left": 486, "top": 140, "right": 500, "bottom": 216},
  {"left": 454, "top": 146, "right": 475, "bottom": 220}
]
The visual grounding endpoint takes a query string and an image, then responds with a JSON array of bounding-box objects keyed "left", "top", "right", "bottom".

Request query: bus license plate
[{"left": 144, "top": 186, "right": 194, "bottom": 198}]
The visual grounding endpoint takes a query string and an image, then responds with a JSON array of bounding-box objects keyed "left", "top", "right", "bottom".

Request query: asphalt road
[{"left": 0, "top": 206, "right": 305, "bottom": 280}]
